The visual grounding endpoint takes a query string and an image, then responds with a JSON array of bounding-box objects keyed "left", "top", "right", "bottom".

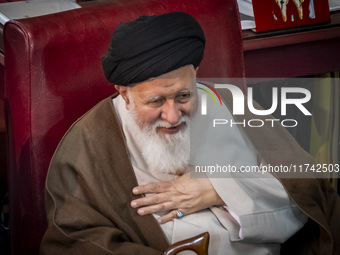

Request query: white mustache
[{"left": 155, "top": 116, "right": 189, "bottom": 129}]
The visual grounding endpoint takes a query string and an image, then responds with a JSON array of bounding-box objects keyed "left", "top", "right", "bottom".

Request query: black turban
[{"left": 102, "top": 12, "right": 205, "bottom": 86}]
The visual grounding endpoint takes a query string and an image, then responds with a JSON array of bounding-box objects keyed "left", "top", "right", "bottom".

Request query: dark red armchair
[{"left": 3, "top": 0, "right": 245, "bottom": 254}]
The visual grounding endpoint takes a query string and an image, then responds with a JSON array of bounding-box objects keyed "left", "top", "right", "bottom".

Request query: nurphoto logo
[{"left": 196, "top": 82, "right": 312, "bottom": 128}]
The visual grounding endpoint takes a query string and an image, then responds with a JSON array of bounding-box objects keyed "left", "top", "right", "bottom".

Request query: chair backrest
[{"left": 3, "top": 0, "right": 244, "bottom": 254}]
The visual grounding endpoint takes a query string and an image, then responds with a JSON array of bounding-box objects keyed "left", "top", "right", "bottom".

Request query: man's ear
[{"left": 114, "top": 85, "right": 132, "bottom": 109}]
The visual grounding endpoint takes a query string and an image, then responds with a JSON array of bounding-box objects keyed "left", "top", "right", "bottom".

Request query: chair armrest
[{"left": 163, "top": 232, "right": 210, "bottom": 255}]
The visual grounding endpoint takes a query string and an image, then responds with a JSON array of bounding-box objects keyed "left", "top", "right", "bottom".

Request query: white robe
[{"left": 112, "top": 89, "right": 307, "bottom": 255}]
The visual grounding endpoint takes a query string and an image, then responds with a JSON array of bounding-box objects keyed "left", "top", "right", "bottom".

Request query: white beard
[{"left": 124, "top": 107, "right": 190, "bottom": 175}]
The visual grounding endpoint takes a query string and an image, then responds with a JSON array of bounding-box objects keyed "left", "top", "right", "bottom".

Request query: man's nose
[{"left": 161, "top": 101, "right": 182, "bottom": 125}]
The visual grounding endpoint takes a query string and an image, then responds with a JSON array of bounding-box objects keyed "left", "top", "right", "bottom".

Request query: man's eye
[
  {"left": 177, "top": 93, "right": 191, "bottom": 103},
  {"left": 148, "top": 98, "right": 164, "bottom": 106}
]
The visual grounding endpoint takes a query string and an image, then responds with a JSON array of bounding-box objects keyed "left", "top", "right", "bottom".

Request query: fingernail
[
  {"left": 132, "top": 188, "right": 138, "bottom": 194},
  {"left": 157, "top": 218, "right": 162, "bottom": 224},
  {"left": 131, "top": 201, "right": 137, "bottom": 208},
  {"left": 138, "top": 209, "right": 144, "bottom": 215}
]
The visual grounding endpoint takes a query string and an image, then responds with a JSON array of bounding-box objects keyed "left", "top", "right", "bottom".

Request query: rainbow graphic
[{"left": 197, "top": 82, "right": 222, "bottom": 115}]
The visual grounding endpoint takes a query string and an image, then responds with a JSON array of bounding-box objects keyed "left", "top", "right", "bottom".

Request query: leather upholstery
[{"left": 3, "top": 0, "right": 244, "bottom": 254}]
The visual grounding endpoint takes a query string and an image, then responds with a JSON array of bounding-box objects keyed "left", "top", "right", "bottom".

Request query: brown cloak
[{"left": 40, "top": 91, "right": 340, "bottom": 255}]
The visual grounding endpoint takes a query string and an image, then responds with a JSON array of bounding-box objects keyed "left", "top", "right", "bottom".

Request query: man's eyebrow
[
  {"left": 143, "top": 88, "right": 192, "bottom": 102},
  {"left": 177, "top": 88, "right": 192, "bottom": 94},
  {"left": 144, "top": 95, "right": 164, "bottom": 102}
]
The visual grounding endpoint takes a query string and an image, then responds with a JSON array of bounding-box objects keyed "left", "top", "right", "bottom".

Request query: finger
[
  {"left": 132, "top": 181, "right": 172, "bottom": 195},
  {"left": 131, "top": 193, "right": 170, "bottom": 208},
  {"left": 136, "top": 202, "right": 174, "bottom": 215},
  {"left": 157, "top": 210, "right": 185, "bottom": 224}
]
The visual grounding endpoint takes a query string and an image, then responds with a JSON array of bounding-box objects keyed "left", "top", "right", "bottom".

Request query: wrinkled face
[{"left": 115, "top": 65, "right": 198, "bottom": 136}]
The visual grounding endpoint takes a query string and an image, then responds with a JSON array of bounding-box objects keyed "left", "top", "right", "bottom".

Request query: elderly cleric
[{"left": 40, "top": 12, "right": 340, "bottom": 255}]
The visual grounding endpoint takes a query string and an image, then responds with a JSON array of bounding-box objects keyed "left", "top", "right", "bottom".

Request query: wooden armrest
[{"left": 163, "top": 232, "right": 210, "bottom": 255}]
